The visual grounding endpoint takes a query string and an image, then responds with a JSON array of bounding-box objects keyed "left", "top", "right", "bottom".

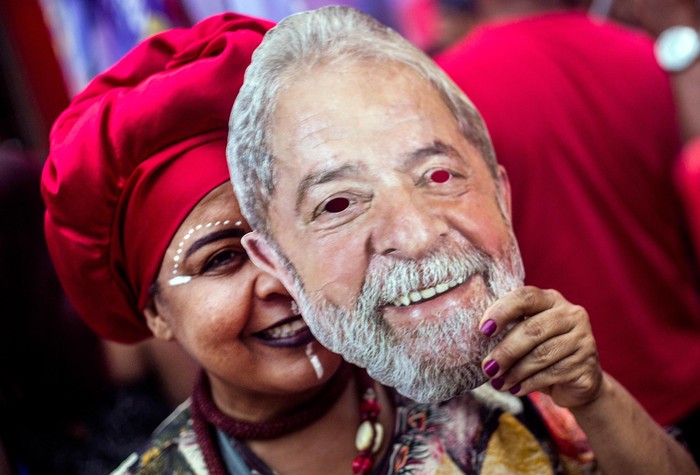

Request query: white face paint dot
[{"left": 170, "top": 218, "right": 236, "bottom": 272}]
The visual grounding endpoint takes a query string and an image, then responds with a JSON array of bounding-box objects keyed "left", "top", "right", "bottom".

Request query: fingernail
[
  {"left": 481, "top": 319, "right": 497, "bottom": 336},
  {"left": 509, "top": 383, "right": 521, "bottom": 395},
  {"left": 491, "top": 376, "right": 505, "bottom": 390},
  {"left": 483, "top": 359, "right": 499, "bottom": 377}
]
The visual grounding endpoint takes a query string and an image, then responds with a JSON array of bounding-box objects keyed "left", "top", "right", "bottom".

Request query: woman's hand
[{"left": 479, "top": 286, "right": 603, "bottom": 409}]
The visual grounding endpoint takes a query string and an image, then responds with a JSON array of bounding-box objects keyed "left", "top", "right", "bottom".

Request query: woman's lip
[
  {"left": 254, "top": 325, "right": 315, "bottom": 348},
  {"left": 252, "top": 315, "right": 316, "bottom": 348}
]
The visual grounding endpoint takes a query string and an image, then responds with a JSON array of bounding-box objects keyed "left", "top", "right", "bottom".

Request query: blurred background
[
  {"left": 7, "top": 0, "right": 698, "bottom": 473},
  {"left": 0, "top": 0, "right": 449, "bottom": 162}
]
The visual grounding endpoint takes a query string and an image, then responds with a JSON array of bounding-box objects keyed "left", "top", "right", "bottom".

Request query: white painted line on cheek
[
  {"left": 306, "top": 342, "right": 324, "bottom": 380},
  {"left": 168, "top": 275, "right": 192, "bottom": 286}
]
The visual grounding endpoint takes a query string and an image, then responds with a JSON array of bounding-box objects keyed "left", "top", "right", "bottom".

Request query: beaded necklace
[
  {"left": 190, "top": 365, "right": 385, "bottom": 474},
  {"left": 353, "top": 369, "right": 384, "bottom": 474}
]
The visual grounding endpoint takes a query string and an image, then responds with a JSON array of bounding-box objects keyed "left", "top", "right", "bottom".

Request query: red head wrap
[{"left": 41, "top": 13, "right": 274, "bottom": 343}]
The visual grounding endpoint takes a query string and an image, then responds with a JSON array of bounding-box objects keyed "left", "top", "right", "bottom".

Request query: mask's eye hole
[
  {"left": 325, "top": 197, "right": 350, "bottom": 213},
  {"left": 430, "top": 169, "right": 450, "bottom": 183}
]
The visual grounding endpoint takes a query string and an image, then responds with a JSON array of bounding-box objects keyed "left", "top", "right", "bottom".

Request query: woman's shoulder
[{"left": 110, "top": 399, "right": 209, "bottom": 475}]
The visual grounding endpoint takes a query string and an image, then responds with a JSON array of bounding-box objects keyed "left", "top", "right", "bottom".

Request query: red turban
[{"left": 41, "top": 13, "right": 274, "bottom": 343}]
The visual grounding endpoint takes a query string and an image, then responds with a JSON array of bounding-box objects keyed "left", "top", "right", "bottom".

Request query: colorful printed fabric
[{"left": 111, "top": 390, "right": 599, "bottom": 474}]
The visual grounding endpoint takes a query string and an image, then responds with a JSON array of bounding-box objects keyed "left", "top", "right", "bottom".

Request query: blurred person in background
[
  {"left": 610, "top": 0, "right": 700, "bottom": 252},
  {"left": 434, "top": 0, "right": 700, "bottom": 460},
  {"left": 429, "top": 0, "right": 478, "bottom": 54},
  {"left": 610, "top": 0, "right": 700, "bottom": 462}
]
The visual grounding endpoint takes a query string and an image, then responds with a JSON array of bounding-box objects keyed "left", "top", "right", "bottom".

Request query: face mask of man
[{"left": 288, "top": 230, "right": 525, "bottom": 402}]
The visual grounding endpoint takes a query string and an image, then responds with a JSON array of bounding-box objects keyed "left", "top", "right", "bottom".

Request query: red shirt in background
[{"left": 436, "top": 11, "right": 700, "bottom": 426}]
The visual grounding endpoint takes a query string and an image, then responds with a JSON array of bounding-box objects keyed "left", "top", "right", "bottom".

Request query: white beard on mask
[{"left": 287, "top": 231, "right": 525, "bottom": 403}]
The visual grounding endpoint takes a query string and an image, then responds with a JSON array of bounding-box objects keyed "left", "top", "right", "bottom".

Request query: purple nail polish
[
  {"left": 483, "top": 359, "right": 500, "bottom": 377},
  {"left": 481, "top": 319, "right": 497, "bottom": 336},
  {"left": 509, "top": 383, "right": 521, "bottom": 395},
  {"left": 491, "top": 376, "right": 505, "bottom": 390}
]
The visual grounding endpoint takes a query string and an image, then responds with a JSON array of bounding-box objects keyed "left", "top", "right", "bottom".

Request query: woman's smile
[{"left": 253, "top": 316, "right": 315, "bottom": 348}]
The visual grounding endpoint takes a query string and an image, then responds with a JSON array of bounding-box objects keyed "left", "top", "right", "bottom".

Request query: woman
[
  {"left": 40, "top": 13, "right": 393, "bottom": 474},
  {"left": 40, "top": 10, "right": 696, "bottom": 475}
]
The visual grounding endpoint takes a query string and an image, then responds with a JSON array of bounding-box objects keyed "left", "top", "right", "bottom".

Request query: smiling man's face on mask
[{"left": 241, "top": 60, "right": 525, "bottom": 402}]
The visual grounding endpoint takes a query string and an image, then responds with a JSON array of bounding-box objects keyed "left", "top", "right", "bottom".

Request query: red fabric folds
[{"left": 41, "top": 13, "right": 274, "bottom": 342}]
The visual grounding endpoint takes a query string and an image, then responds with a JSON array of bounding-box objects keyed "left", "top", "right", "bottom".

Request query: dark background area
[{"left": 0, "top": 0, "right": 69, "bottom": 163}]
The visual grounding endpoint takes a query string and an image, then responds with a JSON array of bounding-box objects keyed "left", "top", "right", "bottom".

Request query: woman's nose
[{"left": 253, "top": 264, "right": 294, "bottom": 301}]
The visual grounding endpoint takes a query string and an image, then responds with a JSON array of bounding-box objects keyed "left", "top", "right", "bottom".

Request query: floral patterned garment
[{"left": 111, "top": 390, "right": 599, "bottom": 475}]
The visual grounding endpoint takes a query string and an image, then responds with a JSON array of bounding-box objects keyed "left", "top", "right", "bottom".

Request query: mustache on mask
[{"left": 355, "top": 238, "right": 495, "bottom": 314}]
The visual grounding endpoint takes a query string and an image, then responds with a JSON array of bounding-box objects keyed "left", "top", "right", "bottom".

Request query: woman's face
[{"left": 145, "top": 183, "right": 342, "bottom": 417}]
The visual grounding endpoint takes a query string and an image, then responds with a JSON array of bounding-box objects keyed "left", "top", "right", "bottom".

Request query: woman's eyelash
[{"left": 201, "top": 249, "right": 245, "bottom": 273}]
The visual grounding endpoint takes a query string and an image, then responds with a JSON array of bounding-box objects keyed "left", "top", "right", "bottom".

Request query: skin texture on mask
[{"left": 252, "top": 61, "right": 525, "bottom": 402}]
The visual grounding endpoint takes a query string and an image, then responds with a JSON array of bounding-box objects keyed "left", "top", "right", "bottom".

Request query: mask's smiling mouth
[
  {"left": 254, "top": 316, "right": 314, "bottom": 348},
  {"left": 391, "top": 275, "right": 466, "bottom": 307},
  {"left": 380, "top": 272, "right": 487, "bottom": 331}
]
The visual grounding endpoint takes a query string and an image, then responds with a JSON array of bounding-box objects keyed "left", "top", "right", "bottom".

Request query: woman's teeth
[
  {"left": 392, "top": 276, "right": 466, "bottom": 307},
  {"left": 262, "top": 318, "right": 308, "bottom": 339}
]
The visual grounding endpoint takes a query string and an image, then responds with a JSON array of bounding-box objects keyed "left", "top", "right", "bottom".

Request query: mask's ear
[
  {"left": 242, "top": 231, "right": 299, "bottom": 298},
  {"left": 143, "top": 301, "right": 175, "bottom": 341},
  {"left": 496, "top": 164, "right": 513, "bottom": 221}
]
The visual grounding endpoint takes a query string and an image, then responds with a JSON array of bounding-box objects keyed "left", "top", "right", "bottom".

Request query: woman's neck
[
  {"left": 248, "top": 372, "right": 395, "bottom": 475},
  {"left": 207, "top": 362, "right": 348, "bottom": 423}
]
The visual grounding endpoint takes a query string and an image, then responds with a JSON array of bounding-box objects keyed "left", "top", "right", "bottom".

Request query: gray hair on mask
[{"left": 227, "top": 5, "right": 497, "bottom": 240}]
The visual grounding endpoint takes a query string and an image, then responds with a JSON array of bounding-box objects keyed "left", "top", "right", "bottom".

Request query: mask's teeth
[
  {"left": 435, "top": 283, "right": 449, "bottom": 294},
  {"left": 420, "top": 288, "right": 436, "bottom": 299},
  {"left": 392, "top": 277, "right": 466, "bottom": 306}
]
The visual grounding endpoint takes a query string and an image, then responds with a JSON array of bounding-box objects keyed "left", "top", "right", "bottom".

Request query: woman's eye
[
  {"left": 430, "top": 169, "right": 451, "bottom": 183},
  {"left": 201, "top": 249, "right": 245, "bottom": 274},
  {"left": 324, "top": 197, "right": 350, "bottom": 213}
]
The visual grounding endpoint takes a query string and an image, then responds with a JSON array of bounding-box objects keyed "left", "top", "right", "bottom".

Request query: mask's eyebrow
[
  {"left": 400, "top": 140, "right": 462, "bottom": 171},
  {"left": 295, "top": 163, "right": 365, "bottom": 213},
  {"left": 184, "top": 228, "right": 246, "bottom": 259}
]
